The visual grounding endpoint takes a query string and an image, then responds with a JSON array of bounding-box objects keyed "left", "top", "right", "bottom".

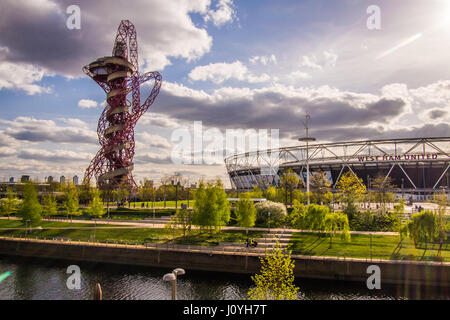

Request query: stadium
[{"left": 225, "top": 137, "right": 450, "bottom": 201}]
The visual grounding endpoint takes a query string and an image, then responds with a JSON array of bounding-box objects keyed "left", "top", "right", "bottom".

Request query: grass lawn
[
  {"left": 108, "top": 200, "right": 196, "bottom": 208},
  {"left": 289, "top": 232, "right": 450, "bottom": 262},
  {"left": 0, "top": 219, "right": 262, "bottom": 246}
]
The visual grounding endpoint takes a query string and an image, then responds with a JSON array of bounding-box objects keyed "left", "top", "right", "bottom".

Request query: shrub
[
  {"left": 255, "top": 201, "right": 287, "bottom": 227},
  {"left": 349, "top": 210, "right": 400, "bottom": 232}
]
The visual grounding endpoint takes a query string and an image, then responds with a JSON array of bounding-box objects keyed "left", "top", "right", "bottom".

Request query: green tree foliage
[
  {"left": 336, "top": 171, "right": 366, "bottom": 219},
  {"left": 63, "top": 183, "right": 80, "bottom": 220},
  {"left": 393, "top": 198, "right": 406, "bottom": 216},
  {"left": 0, "top": 188, "right": 19, "bottom": 219},
  {"left": 302, "top": 204, "right": 329, "bottom": 231},
  {"left": 370, "top": 175, "right": 396, "bottom": 213},
  {"left": 323, "top": 212, "right": 350, "bottom": 248},
  {"left": 18, "top": 183, "right": 42, "bottom": 226},
  {"left": 42, "top": 193, "right": 58, "bottom": 218},
  {"left": 287, "top": 200, "right": 305, "bottom": 228},
  {"left": 78, "top": 182, "right": 93, "bottom": 206},
  {"left": 235, "top": 195, "right": 257, "bottom": 233},
  {"left": 407, "top": 210, "right": 436, "bottom": 249},
  {"left": 310, "top": 170, "right": 331, "bottom": 204},
  {"left": 87, "top": 188, "right": 106, "bottom": 221},
  {"left": 193, "top": 179, "right": 231, "bottom": 232},
  {"left": 280, "top": 168, "right": 300, "bottom": 206},
  {"left": 433, "top": 190, "right": 448, "bottom": 255},
  {"left": 116, "top": 182, "right": 130, "bottom": 207},
  {"left": 171, "top": 209, "right": 193, "bottom": 237},
  {"left": 263, "top": 186, "right": 277, "bottom": 202},
  {"left": 349, "top": 210, "right": 400, "bottom": 232},
  {"left": 247, "top": 186, "right": 263, "bottom": 199},
  {"left": 254, "top": 201, "right": 287, "bottom": 227},
  {"left": 247, "top": 242, "right": 299, "bottom": 300}
]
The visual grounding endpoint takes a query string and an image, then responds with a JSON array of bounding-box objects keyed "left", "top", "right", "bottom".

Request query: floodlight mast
[
  {"left": 298, "top": 114, "right": 316, "bottom": 205},
  {"left": 82, "top": 20, "right": 162, "bottom": 191}
]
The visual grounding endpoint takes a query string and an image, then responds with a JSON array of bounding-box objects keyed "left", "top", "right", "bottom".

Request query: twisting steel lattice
[{"left": 83, "top": 20, "right": 162, "bottom": 190}]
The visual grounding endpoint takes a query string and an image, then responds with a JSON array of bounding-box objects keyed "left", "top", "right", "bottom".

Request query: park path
[{"left": 0, "top": 217, "right": 399, "bottom": 237}]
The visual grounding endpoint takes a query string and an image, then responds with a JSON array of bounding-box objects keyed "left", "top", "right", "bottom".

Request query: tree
[
  {"left": 0, "top": 188, "right": 19, "bottom": 220},
  {"left": 63, "top": 183, "right": 80, "bottom": 221},
  {"left": 280, "top": 168, "right": 300, "bottom": 206},
  {"left": 407, "top": 210, "right": 436, "bottom": 250},
  {"left": 287, "top": 200, "right": 305, "bottom": 228},
  {"left": 78, "top": 182, "right": 93, "bottom": 206},
  {"left": 116, "top": 181, "right": 130, "bottom": 207},
  {"left": 193, "top": 179, "right": 231, "bottom": 233},
  {"left": 247, "top": 242, "right": 299, "bottom": 300},
  {"left": 433, "top": 190, "right": 448, "bottom": 256},
  {"left": 18, "top": 182, "right": 42, "bottom": 226},
  {"left": 323, "top": 212, "right": 350, "bottom": 248},
  {"left": 310, "top": 170, "right": 331, "bottom": 204},
  {"left": 235, "top": 195, "right": 257, "bottom": 234},
  {"left": 301, "top": 204, "right": 329, "bottom": 231},
  {"left": 87, "top": 188, "right": 106, "bottom": 223},
  {"left": 263, "top": 186, "right": 277, "bottom": 202},
  {"left": 42, "top": 193, "right": 58, "bottom": 219},
  {"left": 171, "top": 209, "right": 192, "bottom": 237},
  {"left": 254, "top": 201, "right": 287, "bottom": 227},
  {"left": 370, "top": 175, "right": 396, "bottom": 213},
  {"left": 336, "top": 171, "right": 366, "bottom": 219}
]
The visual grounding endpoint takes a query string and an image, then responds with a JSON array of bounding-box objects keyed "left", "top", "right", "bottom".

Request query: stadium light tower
[
  {"left": 82, "top": 20, "right": 162, "bottom": 191},
  {"left": 298, "top": 114, "right": 315, "bottom": 205}
]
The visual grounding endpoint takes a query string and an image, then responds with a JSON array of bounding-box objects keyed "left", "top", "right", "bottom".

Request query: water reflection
[{"left": 0, "top": 256, "right": 448, "bottom": 300}]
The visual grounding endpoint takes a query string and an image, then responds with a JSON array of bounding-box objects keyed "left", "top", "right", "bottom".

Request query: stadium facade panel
[{"left": 224, "top": 137, "right": 450, "bottom": 199}]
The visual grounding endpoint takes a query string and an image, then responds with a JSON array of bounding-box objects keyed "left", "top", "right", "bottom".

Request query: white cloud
[
  {"left": 188, "top": 61, "right": 270, "bottom": 84},
  {"left": 299, "top": 55, "right": 322, "bottom": 70},
  {"left": 0, "top": 53, "right": 52, "bottom": 95},
  {"left": 137, "top": 132, "right": 172, "bottom": 149},
  {"left": 323, "top": 50, "right": 338, "bottom": 67},
  {"left": 249, "top": 54, "right": 277, "bottom": 65},
  {"left": 0, "top": 0, "right": 214, "bottom": 74},
  {"left": 1, "top": 117, "right": 97, "bottom": 144},
  {"left": 205, "top": 0, "right": 236, "bottom": 27},
  {"left": 78, "top": 99, "right": 98, "bottom": 109},
  {"left": 287, "top": 71, "right": 311, "bottom": 80}
]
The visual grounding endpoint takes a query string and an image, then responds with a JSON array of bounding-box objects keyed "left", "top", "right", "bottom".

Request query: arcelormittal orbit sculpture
[{"left": 83, "top": 20, "right": 162, "bottom": 190}]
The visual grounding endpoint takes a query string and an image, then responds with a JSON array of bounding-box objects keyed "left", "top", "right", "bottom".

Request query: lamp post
[
  {"left": 175, "top": 181, "right": 180, "bottom": 209},
  {"left": 298, "top": 114, "right": 315, "bottom": 205},
  {"left": 163, "top": 268, "right": 185, "bottom": 300}
]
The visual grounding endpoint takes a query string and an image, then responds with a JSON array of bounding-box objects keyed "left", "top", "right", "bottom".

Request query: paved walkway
[{"left": 0, "top": 216, "right": 399, "bottom": 235}]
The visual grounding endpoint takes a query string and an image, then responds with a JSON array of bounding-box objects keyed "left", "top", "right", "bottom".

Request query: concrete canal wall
[{"left": 0, "top": 237, "right": 448, "bottom": 287}]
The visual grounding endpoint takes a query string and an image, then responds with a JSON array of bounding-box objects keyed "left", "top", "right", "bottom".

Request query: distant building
[
  {"left": 47, "top": 176, "right": 54, "bottom": 183},
  {"left": 20, "top": 175, "right": 30, "bottom": 183},
  {"left": 60, "top": 176, "right": 65, "bottom": 184},
  {"left": 73, "top": 175, "right": 79, "bottom": 185},
  {"left": 9, "top": 177, "right": 14, "bottom": 183}
]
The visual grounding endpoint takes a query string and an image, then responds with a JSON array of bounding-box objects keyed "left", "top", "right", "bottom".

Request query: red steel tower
[{"left": 83, "top": 20, "right": 162, "bottom": 190}]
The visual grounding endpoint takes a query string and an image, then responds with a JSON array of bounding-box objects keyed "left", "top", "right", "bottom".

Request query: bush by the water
[
  {"left": 255, "top": 201, "right": 287, "bottom": 227},
  {"left": 349, "top": 210, "right": 400, "bottom": 232}
]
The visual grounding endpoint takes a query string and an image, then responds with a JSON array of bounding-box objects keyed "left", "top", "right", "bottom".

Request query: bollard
[{"left": 94, "top": 283, "right": 103, "bottom": 300}]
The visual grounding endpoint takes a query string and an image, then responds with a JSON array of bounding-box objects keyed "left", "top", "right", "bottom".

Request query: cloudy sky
[{"left": 0, "top": 0, "right": 449, "bottom": 186}]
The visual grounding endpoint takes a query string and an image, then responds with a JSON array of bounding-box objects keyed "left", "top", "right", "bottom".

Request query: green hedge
[{"left": 349, "top": 211, "right": 400, "bottom": 232}]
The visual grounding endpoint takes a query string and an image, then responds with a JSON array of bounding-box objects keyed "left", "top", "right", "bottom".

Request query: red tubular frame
[{"left": 83, "top": 20, "right": 162, "bottom": 190}]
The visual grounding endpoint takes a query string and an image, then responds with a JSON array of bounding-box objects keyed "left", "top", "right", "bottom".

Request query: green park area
[
  {"left": 0, "top": 219, "right": 263, "bottom": 246},
  {"left": 0, "top": 172, "right": 449, "bottom": 263},
  {"left": 288, "top": 232, "right": 450, "bottom": 262}
]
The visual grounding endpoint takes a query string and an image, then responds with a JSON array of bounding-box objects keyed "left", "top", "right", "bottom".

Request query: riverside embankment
[{"left": 0, "top": 236, "right": 448, "bottom": 287}]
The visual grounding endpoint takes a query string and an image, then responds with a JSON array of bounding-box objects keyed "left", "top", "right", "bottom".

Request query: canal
[{"left": 0, "top": 256, "right": 448, "bottom": 300}]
